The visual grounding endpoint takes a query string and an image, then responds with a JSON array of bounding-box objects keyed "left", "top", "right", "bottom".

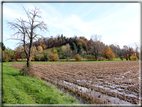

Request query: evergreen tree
[
  {"left": 77, "top": 43, "right": 83, "bottom": 55},
  {"left": 70, "top": 42, "right": 76, "bottom": 51}
]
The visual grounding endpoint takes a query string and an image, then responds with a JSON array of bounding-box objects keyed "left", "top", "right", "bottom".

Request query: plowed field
[{"left": 11, "top": 61, "right": 140, "bottom": 104}]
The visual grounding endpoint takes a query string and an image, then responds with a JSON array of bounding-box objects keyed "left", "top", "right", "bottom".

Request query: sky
[{"left": 3, "top": 3, "right": 140, "bottom": 50}]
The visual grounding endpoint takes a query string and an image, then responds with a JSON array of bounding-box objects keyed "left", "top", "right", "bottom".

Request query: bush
[
  {"left": 34, "top": 54, "right": 44, "bottom": 61},
  {"left": 130, "top": 55, "right": 138, "bottom": 61},
  {"left": 120, "top": 56, "right": 124, "bottom": 61},
  {"left": 84, "top": 55, "right": 95, "bottom": 61},
  {"left": 53, "top": 49, "right": 58, "bottom": 54},
  {"left": 31, "top": 55, "right": 35, "bottom": 61},
  {"left": 97, "top": 57, "right": 106, "bottom": 61},
  {"left": 37, "top": 46, "right": 43, "bottom": 52},
  {"left": 44, "top": 54, "right": 48, "bottom": 61},
  {"left": 75, "top": 55, "right": 82, "bottom": 61},
  {"left": 3, "top": 54, "right": 11, "bottom": 62},
  {"left": 48, "top": 53, "right": 59, "bottom": 61}
]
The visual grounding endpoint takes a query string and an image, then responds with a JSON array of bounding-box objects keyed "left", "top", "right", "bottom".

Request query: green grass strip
[{"left": 3, "top": 63, "right": 79, "bottom": 104}]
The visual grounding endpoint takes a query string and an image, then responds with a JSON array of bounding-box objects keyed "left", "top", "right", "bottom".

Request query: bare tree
[
  {"left": 133, "top": 42, "right": 140, "bottom": 59},
  {"left": 7, "top": 6, "right": 48, "bottom": 68},
  {"left": 91, "top": 34, "right": 104, "bottom": 60}
]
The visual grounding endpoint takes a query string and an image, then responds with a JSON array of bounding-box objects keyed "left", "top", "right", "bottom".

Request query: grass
[
  {"left": 12, "top": 57, "right": 138, "bottom": 64},
  {"left": 3, "top": 62, "right": 79, "bottom": 104}
]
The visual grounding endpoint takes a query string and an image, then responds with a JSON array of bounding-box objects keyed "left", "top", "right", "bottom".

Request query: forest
[{"left": 2, "top": 34, "right": 139, "bottom": 62}]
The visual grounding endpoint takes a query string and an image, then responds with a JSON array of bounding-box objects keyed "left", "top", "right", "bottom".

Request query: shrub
[
  {"left": 34, "top": 54, "right": 44, "bottom": 61},
  {"left": 48, "top": 53, "right": 59, "bottom": 61},
  {"left": 40, "top": 54, "right": 48, "bottom": 61},
  {"left": 75, "top": 55, "right": 82, "bottom": 61},
  {"left": 31, "top": 55, "right": 35, "bottom": 61},
  {"left": 3, "top": 54, "right": 11, "bottom": 62},
  {"left": 37, "top": 46, "right": 43, "bottom": 52},
  {"left": 97, "top": 57, "right": 106, "bottom": 61},
  {"left": 59, "top": 55, "right": 63, "bottom": 59},
  {"left": 53, "top": 49, "right": 58, "bottom": 54},
  {"left": 20, "top": 64, "right": 33, "bottom": 76},
  {"left": 130, "top": 55, "right": 138, "bottom": 61},
  {"left": 120, "top": 56, "right": 124, "bottom": 61},
  {"left": 44, "top": 54, "right": 48, "bottom": 61},
  {"left": 84, "top": 55, "right": 95, "bottom": 61}
]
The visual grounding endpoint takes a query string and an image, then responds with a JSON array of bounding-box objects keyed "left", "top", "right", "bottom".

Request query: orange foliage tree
[
  {"left": 103, "top": 46, "right": 115, "bottom": 60},
  {"left": 42, "top": 44, "right": 46, "bottom": 50}
]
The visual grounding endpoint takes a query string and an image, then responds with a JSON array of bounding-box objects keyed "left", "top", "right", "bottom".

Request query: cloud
[{"left": 3, "top": 3, "right": 140, "bottom": 50}]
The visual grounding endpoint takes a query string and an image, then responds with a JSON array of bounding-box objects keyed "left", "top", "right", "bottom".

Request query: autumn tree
[
  {"left": 61, "top": 45, "right": 66, "bottom": 54},
  {"left": 31, "top": 46, "right": 37, "bottom": 55},
  {"left": 103, "top": 46, "right": 115, "bottom": 60},
  {"left": 16, "top": 46, "right": 24, "bottom": 51},
  {"left": 7, "top": 7, "right": 48, "bottom": 68},
  {"left": 61, "top": 44, "right": 70, "bottom": 57}
]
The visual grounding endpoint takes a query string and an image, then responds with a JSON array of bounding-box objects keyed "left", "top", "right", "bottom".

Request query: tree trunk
[{"left": 27, "top": 56, "right": 31, "bottom": 67}]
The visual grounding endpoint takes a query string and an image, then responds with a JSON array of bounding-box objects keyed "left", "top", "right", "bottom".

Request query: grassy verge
[{"left": 3, "top": 62, "right": 79, "bottom": 104}]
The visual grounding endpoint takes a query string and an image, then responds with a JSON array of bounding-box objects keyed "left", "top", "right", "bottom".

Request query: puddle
[
  {"left": 92, "top": 84, "right": 137, "bottom": 98},
  {"left": 45, "top": 80, "right": 134, "bottom": 104}
]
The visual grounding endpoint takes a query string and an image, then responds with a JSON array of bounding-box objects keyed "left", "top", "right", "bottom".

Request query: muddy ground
[{"left": 11, "top": 61, "right": 140, "bottom": 104}]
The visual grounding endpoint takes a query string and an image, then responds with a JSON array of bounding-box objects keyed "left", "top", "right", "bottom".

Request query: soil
[{"left": 11, "top": 61, "right": 140, "bottom": 104}]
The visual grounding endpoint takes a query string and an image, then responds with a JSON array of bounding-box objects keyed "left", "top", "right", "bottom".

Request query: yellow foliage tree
[
  {"left": 31, "top": 46, "right": 37, "bottom": 55},
  {"left": 37, "top": 46, "right": 43, "bottom": 52},
  {"left": 103, "top": 46, "right": 115, "bottom": 60},
  {"left": 61, "top": 45, "right": 66, "bottom": 53},
  {"left": 53, "top": 49, "right": 58, "bottom": 54},
  {"left": 130, "top": 53, "right": 138, "bottom": 61}
]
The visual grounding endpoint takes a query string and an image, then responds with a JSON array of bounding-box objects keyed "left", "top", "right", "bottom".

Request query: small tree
[
  {"left": 70, "top": 42, "right": 77, "bottom": 56},
  {"left": 38, "top": 46, "right": 43, "bottom": 52},
  {"left": 53, "top": 49, "right": 58, "bottom": 54},
  {"left": 64, "top": 44, "right": 70, "bottom": 57},
  {"left": 103, "top": 46, "right": 115, "bottom": 60},
  {"left": 31, "top": 46, "right": 37, "bottom": 55},
  {"left": 70, "top": 42, "right": 77, "bottom": 51},
  {"left": 61, "top": 45, "right": 66, "bottom": 54}
]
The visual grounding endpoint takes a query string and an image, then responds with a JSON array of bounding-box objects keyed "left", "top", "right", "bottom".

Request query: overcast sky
[{"left": 3, "top": 3, "right": 140, "bottom": 50}]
